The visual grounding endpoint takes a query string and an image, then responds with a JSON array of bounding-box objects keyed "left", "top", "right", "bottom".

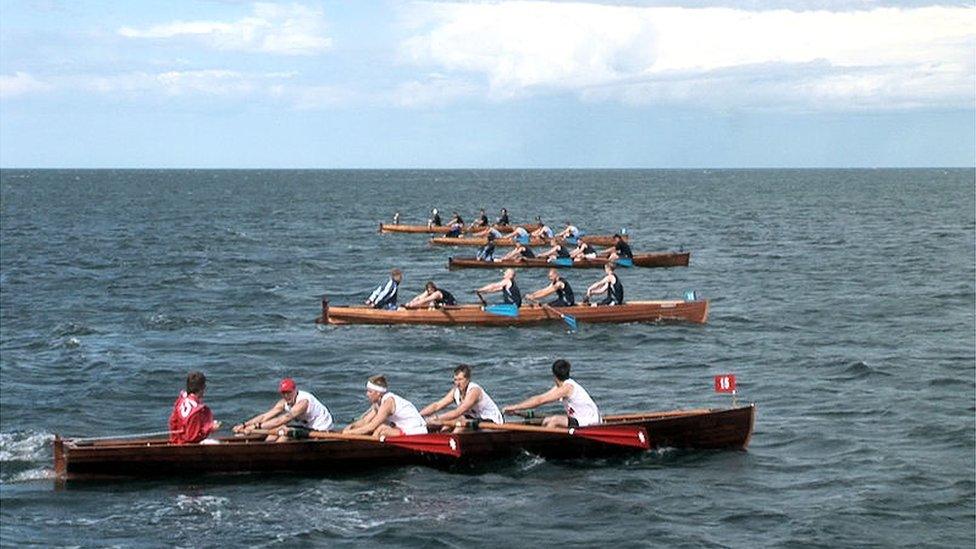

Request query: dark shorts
[
  {"left": 568, "top": 417, "right": 579, "bottom": 428},
  {"left": 549, "top": 298, "right": 573, "bottom": 307}
]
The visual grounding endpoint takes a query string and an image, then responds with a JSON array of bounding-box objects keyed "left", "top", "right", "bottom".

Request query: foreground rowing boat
[
  {"left": 447, "top": 252, "right": 690, "bottom": 270},
  {"left": 315, "top": 298, "right": 708, "bottom": 325},
  {"left": 380, "top": 223, "right": 540, "bottom": 234},
  {"left": 53, "top": 405, "right": 754, "bottom": 480},
  {"left": 430, "top": 234, "right": 623, "bottom": 247}
]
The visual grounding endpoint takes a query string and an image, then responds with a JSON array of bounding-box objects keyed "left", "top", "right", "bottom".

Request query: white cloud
[
  {"left": 0, "top": 72, "right": 53, "bottom": 98},
  {"left": 80, "top": 69, "right": 297, "bottom": 96},
  {"left": 401, "top": 2, "right": 976, "bottom": 110},
  {"left": 119, "top": 2, "right": 332, "bottom": 56}
]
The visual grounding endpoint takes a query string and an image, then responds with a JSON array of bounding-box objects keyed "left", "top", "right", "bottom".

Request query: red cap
[{"left": 279, "top": 378, "right": 296, "bottom": 393}]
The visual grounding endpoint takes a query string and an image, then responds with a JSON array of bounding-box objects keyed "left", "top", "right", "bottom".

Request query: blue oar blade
[
  {"left": 553, "top": 257, "right": 573, "bottom": 267},
  {"left": 563, "top": 314, "right": 578, "bottom": 331},
  {"left": 617, "top": 258, "right": 634, "bottom": 268},
  {"left": 485, "top": 304, "right": 519, "bottom": 317}
]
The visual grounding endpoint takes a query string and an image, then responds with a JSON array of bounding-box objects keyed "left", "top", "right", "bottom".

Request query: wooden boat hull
[
  {"left": 316, "top": 299, "right": 708, "bottom": 325},
  {"left": 448, "top": 252, "right": 690, "bottom": 270},
  {"left": 53, "top": 406, "right": 754, "bottom": 480},
  {"left": 379, "top": 223, "right": 540, "bottom": 234},
  {"left": 430, "top": 234, "right": 623, "bottom": 247}
]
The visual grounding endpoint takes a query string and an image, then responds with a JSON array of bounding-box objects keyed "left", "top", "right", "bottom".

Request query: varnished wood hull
[
  {"left": 379, "top": 223, "right": 540, "bottom": 234},
  {"left": 430, "top": 234, "right": 623, "bottom": 247},
  {"left": 53, "top": 406, "right": 754, "bottom": 480},
  {"left": 316, "top": 299, "right": 708, "bottom": 325},
  {"left": 448, "top": 252, "right": 690, "bottom": 269}
]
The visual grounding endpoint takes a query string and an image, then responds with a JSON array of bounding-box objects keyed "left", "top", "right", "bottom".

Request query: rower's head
[
  {"left": 604, "top": 262, "right": 616, "bottom": 274},
  {"left": 186, "top": 371, "right": 206, "bottom": 396},
  {"left": 425, "top": 281, "right": 438, "bottom": 293},
  {"left": 480, "top": 208, "right": 486, "bottom": 215},
  {"left": 551, "top": 359, "right": 571, "bottom": 383},
  {"left": 613, "top": 233, "right": 623, "bottom": 241},
  {"left": 547, "top": 268, "right": 560, "bottom": 282},
  {"left": 453, "top": 364, "right": 472, "bottom": 390},
  {"left": 391, "top": 268, "right": 403, "bottom": 282},
  {"left": 501, "top": 208, "right": 508, "bottom": 214},
  {"left": 432, "top": 208, "right": 438, "bottom": 215},
  {"left": 279, "top": 377, "right": 298, "bottom": 405},
  {"left": 365, "top": 375, "right": 388, "bottom": 403},
  {"left": 504, "top": 268, "right": 516, "bottom": 280}
]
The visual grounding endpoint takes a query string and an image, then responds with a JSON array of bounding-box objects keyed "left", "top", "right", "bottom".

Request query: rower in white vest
[
  {"left": 419, "top": 364, "right": 504, "bottom": 429},
  {"left": 344, "top": 375, "right": 428, "bottom": 438},
  {"left": 502, "top": 359, "right": 601, "bottom": 428}
]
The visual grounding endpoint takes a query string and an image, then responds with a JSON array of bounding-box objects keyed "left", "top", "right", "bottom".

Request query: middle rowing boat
[
  {"left": 315, "top": 298, "right": 708, "bottom": 325},
  {"left": 447, "top": 252, "right": 690, "bottom": 269},
  {"left": 53, "top": 405, "right": 754, "bottom": 480},
  {"left": 430, "top": 234, "right": 624, "bottom": 247},
  {"left": 379, "top": 222, "right": 541, "bottom": 234}
]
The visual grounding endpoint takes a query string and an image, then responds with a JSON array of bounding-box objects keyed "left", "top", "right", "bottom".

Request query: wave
[{"left": 0, "top": 431, "right": 52, "bottom": 463}]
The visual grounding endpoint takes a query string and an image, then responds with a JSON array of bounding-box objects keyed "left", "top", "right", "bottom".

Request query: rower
[
  {"left": 419, "top": 364, "right": 504, "bottom": 430},
  {"left": 445, "top": 219, "right": 464, "bottom": 238},
  {"left": 475, "top": 268, "right": 522, "bottom": 307},
  {"left": 585, "top": 262, "right": 624, "bottom": 306},
  {"left": 555, "top": 222, "right": 581, "bottom": 241},
  {"left": 405, "top": 281, "right": 457, "bottom": 309},
  {"left": 498, "top": 241, "right": 535, "bottom": 262},
  {"left": 599, "top": 233, "right": 633, "bottom": 261},
  {"left": 392, "top": 211, "right": 401, "bottom": 225},
  {"left": 569, "top": 240, "right": 600, "bottom": 260},
  {"left": 235, "top": 378, "right": 334, "bottom": 442},
  {"left": 343, "top": 375, "right": 427, "bottom": 438},
  {"left": 502, "top": 359, "right": 600, "bottom": 428},
  {"left": 476, "top": 233, "right": 496, "bottom": 262},
  {"left": 525, "top": 268, "right": 575, "bottom": 307},
  {"left": 365, "top": 268, "right": 402, "bottom": 309},
  {"left": 473, "top": 225, "right": 505, "bottom": 239},
  {"left": 509, "top": 225, "right": 531, "bottom": 244},
  {"left": 448, "top": 211, "right": 464, "bottom": 226},
  {"left": 497, "top": 208, "right": 510, "bottom": 226},
  {"left": 536, "top": 237, "right": 572, "bottom": 261},
  {"left": 472, "top": 208, "right": 490, "bottom": 228},
  {"left": 428, "top": 208, "right": 442, "bottom": 228},
  {"left": 169, "top": 371, "right": 221, "bottom": 444},
  {"left": 531, "top": 218, "right": 554, "bottom": 239}
]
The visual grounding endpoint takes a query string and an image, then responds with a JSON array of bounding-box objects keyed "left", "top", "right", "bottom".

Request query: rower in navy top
[
  {"left": 477, "top": 233, "right": 496, "bottom": 261},
  {"left": 473, "top": 209, "right": 490, "bottom": 228},
  {"left": 497, "top": 208, "right": 510, "bottom": 226},
  {"left": 476, "top": 268, "right": 522, "bottom": 307},
  {"left": 570, "top": 240, "right": 600, "bottom": 260},
  {"left": 405, "top": 281, "right": 457, "bottom": 309},
  {"left": 536, "top": 237, "right": 572, "bottom": 261},
  {"left": 365, "top": 268, "right": 402, "bottom": 309},
  {"left": 600, "top": 234, "right": 633, "bottom": 260},
  {"left": 526, "top": 268, "right": 576, "bottom": 307},
  {"left": 499, "top": 241, "right": 535, "bottom": 262},
  {"left": 585, "top": 263, "right": 624, "bottom": 305},
  {"left": 448, "top": 212, "right": 464, "bottom": 226}
]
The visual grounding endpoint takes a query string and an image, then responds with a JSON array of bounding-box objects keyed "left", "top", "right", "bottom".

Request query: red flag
[{"left": 714, "top": 374, "right": 737, "bottom": 393}]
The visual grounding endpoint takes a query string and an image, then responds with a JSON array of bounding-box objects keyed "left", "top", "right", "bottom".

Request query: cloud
[
  {"left": 0, "top": 72, "right": 53, "bottom": 98},
  {"left": 119, "top": 2, "right": 333, "bottom": 56},
  {"left": 400, "top": 2, "right": 976, "bottom": 110},
  {"left": 79, "top": 69, "right": 297, "bottom": 96}
]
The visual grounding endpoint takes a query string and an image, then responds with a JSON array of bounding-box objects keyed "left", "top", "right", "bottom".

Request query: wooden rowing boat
[
  {"left": 430, "top": 234, "right": 623, "bottom": 247},
  {"left": 315, "top": 298, "right": 708, "bottom": 325},
  {"left": 53, "top": 405, "right": 754, "bottom": 480},
  {"left": 379, "top": 223, "right": 541, "bottom": 234},
  {"left": 447, "top": 252, "right": 690, "bottom": 270}
]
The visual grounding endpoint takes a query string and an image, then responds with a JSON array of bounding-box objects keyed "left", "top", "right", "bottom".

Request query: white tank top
[
  {"left": 561, "top": 379, "right": 600, "bottom": 427},
  {"left": 453, "top": 382, "right": 504, "bottom": 424},
  {"left": 285, "top": 390, "right": 334, "bottom": 431},
  {"left": 381, "top": 392, "right": 427, "bottom": 435}
]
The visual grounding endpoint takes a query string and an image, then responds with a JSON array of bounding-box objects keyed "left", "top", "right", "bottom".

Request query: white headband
[{"left": 366, "top": 381, "right": 388, "bottom": 393}]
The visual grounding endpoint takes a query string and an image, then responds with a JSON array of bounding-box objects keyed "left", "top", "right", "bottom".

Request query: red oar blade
[
  {"left": 382, "top": 433, "right": 462, "bottom": 457},
  {"left": 572, "top": 425, "right": 650, "bottom": 449}
]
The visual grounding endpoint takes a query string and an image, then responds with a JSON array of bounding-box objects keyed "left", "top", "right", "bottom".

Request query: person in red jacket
[{"left": 169, "top": 371, "right": 221, "bottom": 444}]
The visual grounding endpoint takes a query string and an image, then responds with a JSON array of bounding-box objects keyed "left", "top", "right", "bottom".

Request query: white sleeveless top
[
  {"left": 453, "top": 382, "right": 504, "bottom": 424},
  {"left": 560, "top": 379, "right": 600, "bottom": 427},
  {"left": 285, "top": 390, "right": 334, "bottom": 431},
  {"left": 381, "top": 392, "right": 427, "bottom": 435}
]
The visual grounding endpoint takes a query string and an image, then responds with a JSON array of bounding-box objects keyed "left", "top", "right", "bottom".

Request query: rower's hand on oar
[{"left": 212, "top": 421, "right": 222, "bottom": 432}]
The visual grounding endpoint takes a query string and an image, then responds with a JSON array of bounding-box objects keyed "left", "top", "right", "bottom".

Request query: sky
[{"left": 0, "top": 0, "right": 973, "bottom": 168}]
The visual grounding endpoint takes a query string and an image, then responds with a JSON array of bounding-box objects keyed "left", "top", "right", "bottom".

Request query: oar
[
  {"left": 475, "top": 291, "right": 519, "bottom": 317},
  {"left": 536, "top": 300, "right": 577, "bottom": 331},
  {"left": 459, "top": 420, "right": 648, "bottom": 449},
  {"left": 245, "top": 428, "right": 462, "bottom": 457}
]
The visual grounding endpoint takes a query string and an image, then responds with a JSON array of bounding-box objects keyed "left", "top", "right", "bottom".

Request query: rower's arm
[
  {"left": 263, "top": 399, "right": 308, "bottom": 430},
  {"left": 347, "top": 399, "right": 393, "bottom": 435},
  {"left": 476, "top": 281, "right": 505, "bottom": 294},
  {"left": 526, "top": 283, "right": 557, "bottom": 301},
  {"left": 342, "top": 408, "right": 376, "bottom": 432},
  {"left": 241, "top": 401, "right": 284, "bottom": 429},
  {"left": 504, "top": 385, "right": 567, "bottom": 413},
  {"left": 419, "top": 389, "right": 454, "bottom": 417},
  {"left": 587, "top": 277, "right": 610, "bottom": 296},
  {"left": 439, "top": 386, "right": 482, "bottom": 421}
]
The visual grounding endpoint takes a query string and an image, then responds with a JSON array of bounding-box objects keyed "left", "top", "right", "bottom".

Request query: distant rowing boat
[
  {"left": 53, "top": 405, "right": 754, "bottom": 480},
  {"left": 447, "top": 252, "right": 690, "bottom": 269},
  {"left": 379, "top": 222, "right": 541, "bottom": 234},
  {"left": 315, "top": 298, "right": 709, "bottom": 326},
  {"left": 430, "top": 234, "right": 624, "bottom": 247}
]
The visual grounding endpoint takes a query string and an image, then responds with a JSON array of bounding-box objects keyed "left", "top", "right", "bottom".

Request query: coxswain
[
  {"left": 475, "top": 268, "right": 522, "bottom": 307},
  {"left": 343, "top": 375, "right": 427, "bottom": 437},
  {"left": 169, "top": 371, "right": 221, "bottom": 444},
  {"left": 392, "top": 211, "right": 401, "bottom": 225},
  {"left": 531, "top": 218, "right": 554, "bottom": 239},
  {"left": 585, "top": 262, "right": 624, "bottom": 305},
  {"left": 497, "top": 208, "right": 510, "bottom": 226},
  {"left": 555, "top": 222, "right": 581, "bottom": 241},
  {"left": 525, "top": 268, "right": 575, "bottom": 307},
  {"left": 419, "top": 364, "right": 504, "bottom": 430},
  {"left": 536, "top": 237, "right": 572, "bottom": 261},
  {"left": 365, "top": 268, "right": 402, "bottom": 309},
  {"left": 599, "top": 233, "right": 633, "bottom": 260},
  {"left": 498, "top": 241, "right": 535, "bottom": 262},
  {"left": 569, "top": 239, "right": 600, "bottom": 260},
  {"left": 428, "top": 208, "right": 442, "bottom": 227},
  {"left": 472, "top": 208, "right": 490, "bottom": 228},
  {"left": 476, "top": 233, "right": 497, "bottom": 261},
  {"left": 405, "top": 281, "right": 457, "bottom": 309},
  {"left": 502, "top": 359, "right": 600, "bottom": 428},
  {"left": 234, "top": 378, "right": 334, "bottom": 442}
]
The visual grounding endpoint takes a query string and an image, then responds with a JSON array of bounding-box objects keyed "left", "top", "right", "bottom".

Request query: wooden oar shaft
[{"left": 602, "top": 409, "right": 711, "bottom": 421}]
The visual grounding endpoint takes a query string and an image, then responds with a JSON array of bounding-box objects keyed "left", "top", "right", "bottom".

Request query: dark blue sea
[{"left": 1, "top": 169, "right": 973, "bottom": 547}]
